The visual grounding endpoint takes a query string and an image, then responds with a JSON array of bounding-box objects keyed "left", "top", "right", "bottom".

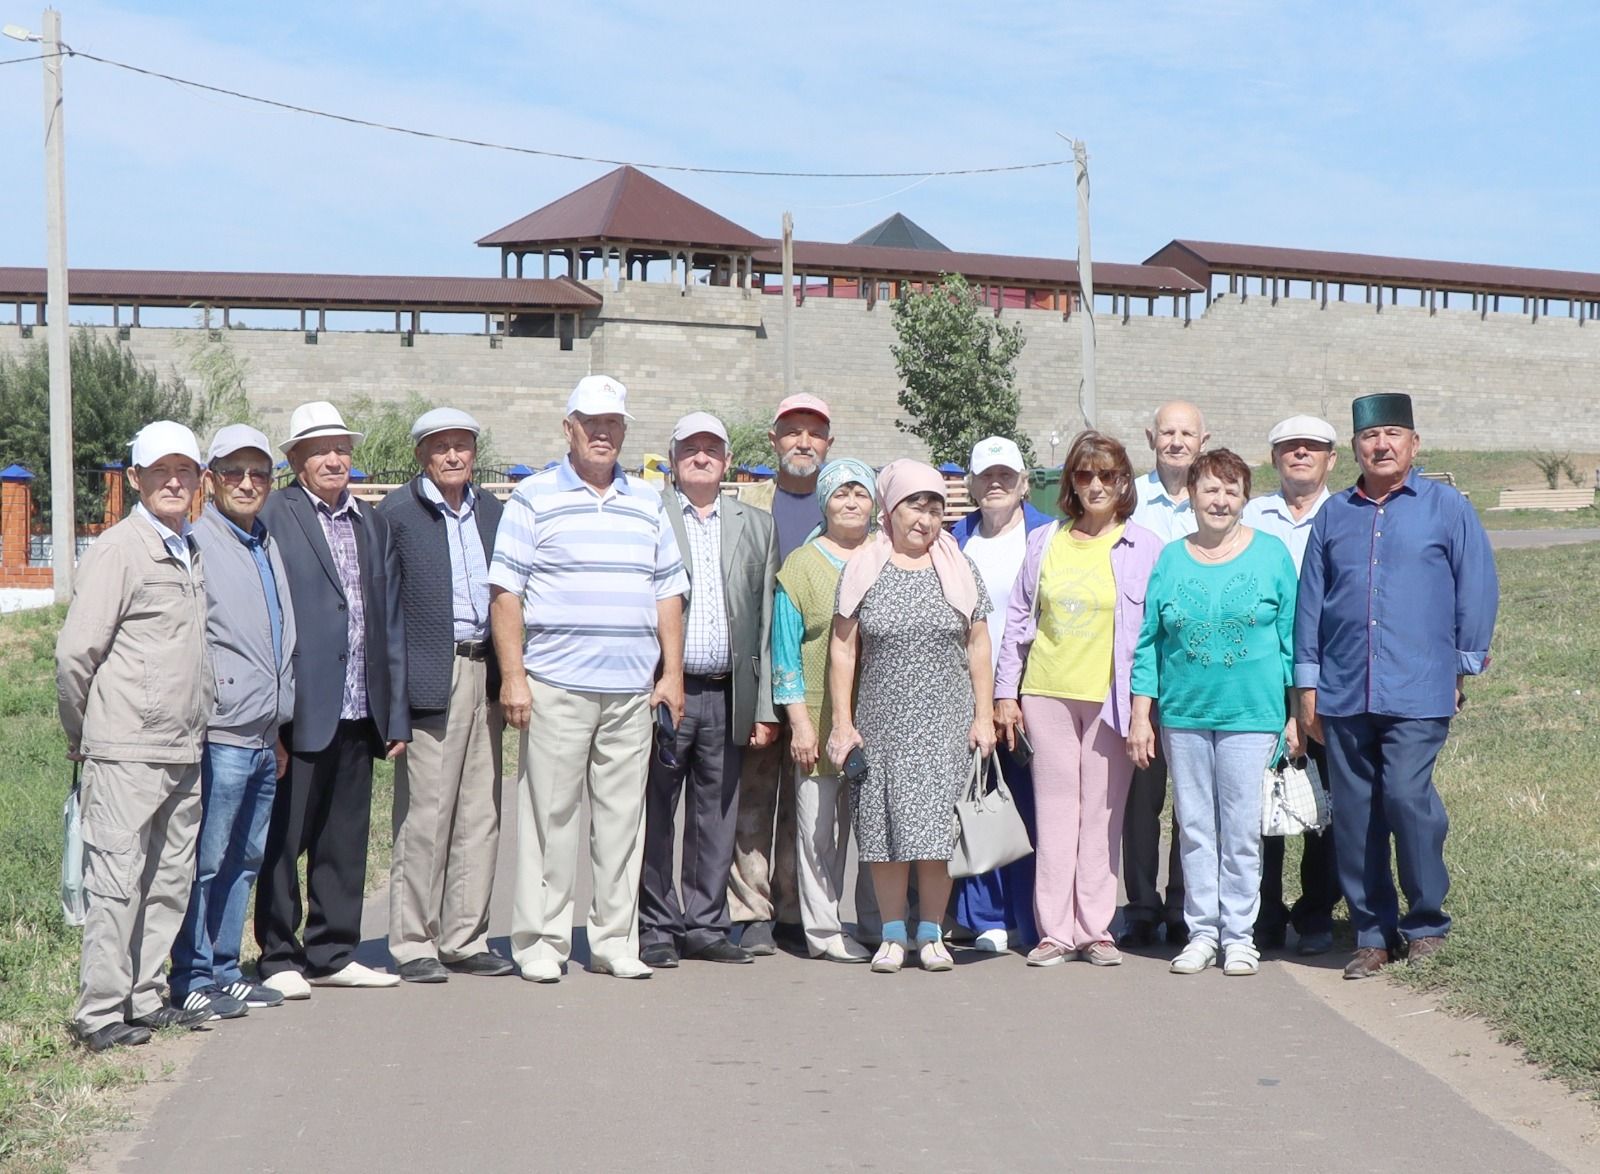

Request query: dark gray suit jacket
[
  {"left": 259, "top": 483, "right": 410, "bottom": 754},
  {"left": 662, "top": 486, "right": 777, "bottom": 744}
]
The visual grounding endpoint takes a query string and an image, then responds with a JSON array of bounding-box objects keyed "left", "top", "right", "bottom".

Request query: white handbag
[
  {"left": 948, "top": 749, "right": 1034, "bottom": 879},
  {"left": 61, "top": 764, "right": 87, "bottom": 927},
  {"left": 1261, "top": 751, "right": 1332, "bottom": 837}
]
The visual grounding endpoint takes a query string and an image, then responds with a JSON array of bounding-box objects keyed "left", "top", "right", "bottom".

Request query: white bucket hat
[{"left": 280, "top": 401, "right": 364, "bottom": 454}]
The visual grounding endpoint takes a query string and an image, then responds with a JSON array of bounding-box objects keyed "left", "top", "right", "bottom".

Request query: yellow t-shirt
[{"left": 1021, "top": 525, "right": 1121, "bottom": 702}]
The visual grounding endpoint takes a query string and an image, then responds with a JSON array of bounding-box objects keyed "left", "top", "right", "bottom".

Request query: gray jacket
[{"left": 192, "top": 504, "right": 297, "bottom": 749}]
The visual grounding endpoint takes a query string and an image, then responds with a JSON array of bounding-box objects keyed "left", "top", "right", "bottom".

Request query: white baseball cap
[
  {"left": 281, "top": 401, "right": 364, "bottom": 454},
  {"left": 670, "top": 411, "right": 730, "bottom": 447},
  {"left": 567, "top": 375, "right": 634, "bottom": 420},
  {"left": 1267, "top": 415, "right": 1338, "bottom": 447},
  {"left": 410, "top": 407, "right": 482, "bottom": 445},
  {"left": 208, "top": 424, "right": 273, "bottom": 464},
  {"left": 129, "top": 420, "right": 203, "bottom": 469},
  {"left": 969, "top": 436, "right": 1025, "bottom": 474}
]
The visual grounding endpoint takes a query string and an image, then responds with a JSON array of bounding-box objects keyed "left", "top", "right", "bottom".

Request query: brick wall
[{"left": 4, "top": 280, "right": 1597, "bottom": 469}]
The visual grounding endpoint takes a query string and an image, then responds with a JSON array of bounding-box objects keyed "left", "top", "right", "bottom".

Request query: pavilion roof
[
  {"left": 849, "top": 213, "right": 950, "bottom": 251},
  {"left": 476, "top": 165, "right": 766, "bottom": 252},
  {"left": 1146, "top": 239, "right": 1600, "bottom": 299}
]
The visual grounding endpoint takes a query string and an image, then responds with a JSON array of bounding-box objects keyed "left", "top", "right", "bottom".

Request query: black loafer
[
  {"left": 640, "top": 943, "right": 680, "bottom": 968},
  {"left": 129, "top": 1003, "right": 213, "bottom": 1030},
  {"left": 399, "top": 958, "right": 450, "bottom": 983},
  {"left": 739, "top": 920, "right": 777, "bottom": 956},
  {"left": 443, "top": 952, "right": 515, "bottom": 977},
  {"left": 686, "top": 938, "right": 754, "bottom": 964},
  {"left": 1117, "top": 921, "right": 1158, "bottom": 948},
  {"left": 77, "top": 1022, "right": 153, "bottom": 1052}
]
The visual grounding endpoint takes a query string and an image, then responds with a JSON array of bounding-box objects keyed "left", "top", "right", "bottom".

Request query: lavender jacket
[{"left": 993, "top": 520, "right": 1164, "bottom": 736}]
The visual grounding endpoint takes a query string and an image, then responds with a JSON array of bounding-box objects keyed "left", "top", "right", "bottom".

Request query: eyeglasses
[
  {"left": 1070, "top": 469, "right": 1126, "bottom": 488},
  {"left": 653, "top": 721, "right": 680, "bottom": 770},
  {"left": 214, "top": 466, "right": 274, "bottom": 485}
]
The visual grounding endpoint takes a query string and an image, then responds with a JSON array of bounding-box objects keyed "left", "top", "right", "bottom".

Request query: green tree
[
  {"left": 889, "top": 272, "right": 1034, "bottom": 467},
  {"left": 725, "top": 412, "right": 772, "bottom": 471},
  {"left": 342, "top": 393, "right": 500, "bottom": 482},
  {"left": 177, "top": 315, "right": 261, "bottom": 440},
  {"left": 0, "top": 330, "right": 192, "bottom": 523}
]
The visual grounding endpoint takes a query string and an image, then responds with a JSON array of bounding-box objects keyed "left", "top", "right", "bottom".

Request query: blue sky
[{"left": 2, "top": 1, "right": 1596, "bottom": 279}]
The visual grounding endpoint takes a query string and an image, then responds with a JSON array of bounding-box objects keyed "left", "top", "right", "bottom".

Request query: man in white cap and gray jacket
[
  {"left": 255, "top": 401, "right": 410, "bottom": 997},
  {"left": 376, "top": 407, "right": 513, "bottom": 982},
  {"left": 57, "top": 420, "right": 215, "bottom": 1051},
  {"left": 167, "top": 425, "right": 297, "bottom": 1020}
]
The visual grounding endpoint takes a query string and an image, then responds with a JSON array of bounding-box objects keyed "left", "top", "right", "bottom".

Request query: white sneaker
[
  {"left": 589, "top": 955, "right": 653, "bottom": 980},
  {"left": 973, "top": 928, "right": 1009, "bottom": 953},
  {"left": 817, "top": 935, "right": 872, "bottom": 963},
  {"left": 1169, "top": 939, "right": 1219, "bottom": 975},
  {"left": 1223, "top": 942, "right": 1261, "bottom": 976},
  {"left": 261, "top": 970, "right": 312, "bottom": 1000},
  {"left": 519, "top": 959, "right": 563, "bottom": 984},
  {"left": 309, "top": 961, "right": 400, "bottom": 988}
]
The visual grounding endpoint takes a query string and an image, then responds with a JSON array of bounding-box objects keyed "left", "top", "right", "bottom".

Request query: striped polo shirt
[{"left": 489, "top": 457, "right": 688, "bottom": 694}]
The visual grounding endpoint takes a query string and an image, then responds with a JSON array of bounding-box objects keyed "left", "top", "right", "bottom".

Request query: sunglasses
[
  {"left": 214, "top": 466, "right": 274, "bottom": 485},
  {"left": 653, "top": 703, "right": 680, "bottom": 771},
  {"left": 1070, "top": 469, "right": 1126, "bottom": 488}
]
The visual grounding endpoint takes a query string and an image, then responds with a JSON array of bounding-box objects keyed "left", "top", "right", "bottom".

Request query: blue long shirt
[{"left": 1293, "top": 470, "right": 1498, "bottom": 720}]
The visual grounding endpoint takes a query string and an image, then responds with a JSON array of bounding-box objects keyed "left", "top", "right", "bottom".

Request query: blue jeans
[
  {"left": 1163, "top": 728, "right": 1277, "bottom": 949},
  {"left": 168, "top": 743, "right": 278, "bottom": 998}
]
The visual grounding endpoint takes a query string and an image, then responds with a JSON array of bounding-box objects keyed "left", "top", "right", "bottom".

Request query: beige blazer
[{"left": 662, "top": 486, "right": 777, "bottom": 742}]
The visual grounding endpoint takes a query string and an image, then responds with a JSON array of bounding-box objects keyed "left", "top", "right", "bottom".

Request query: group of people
[{"left": 55, "top": 373, "right": 1499, "bottom": 1053}]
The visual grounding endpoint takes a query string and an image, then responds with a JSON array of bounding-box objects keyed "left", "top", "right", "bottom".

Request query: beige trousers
[
  {"left": 510, "top": 677, "right": 650, "bottom": 970},
  {"left": 727, "top": 733, "right": 801, "bottom": 924},
  {"left": 388, "top": 656, "right": 505, "bottom": 965},
  {"left": 75, "top": 758, "right": 202, "bottom": 1033}
]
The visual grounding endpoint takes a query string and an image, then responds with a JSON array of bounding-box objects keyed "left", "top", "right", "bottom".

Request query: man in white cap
[
  {"left": 255, "top": 401, "right": 410, "bottom": 996},
  {"left": 375, "top": 407, "right": 513, "bottom": 982},
  {"left": 639, "top": 412, "right": 778, "bottom": 968},
  {"left": 1243, "top": 413, "right": 1342, "bottom": 956},
  {"left": 168, "top": 424, "right": 298, "bottom": 1021},
  {"left": 728, "top": 392, "right": 835, "bottom": 952},
  {"left": 57, "top": 420, "right": 215, "bottom": 1050},
  {"left": 490, "top": 375, "right": 689, "bottom": 981}
]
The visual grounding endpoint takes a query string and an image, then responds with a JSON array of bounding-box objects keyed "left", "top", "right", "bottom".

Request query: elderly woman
[
  {"left": 952, "top": 437, "right": 1053, "bottom": 952},
  {"left": 826, "top": 460, "right": 995, "bottom": 974},
  {"left": 1129, "top": 448, "right": 1299, "bottom": 977},
  {"left": 772, "top": 459, "right": 878, "bottom": 963},
  {"left": 995, "top": 431, "right": 1163, "bottom": 968}
]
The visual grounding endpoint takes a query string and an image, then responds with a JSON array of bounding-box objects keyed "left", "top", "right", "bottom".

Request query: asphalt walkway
[{"left": 101, "top": 800, "right": 1565, "bottom": 1174}]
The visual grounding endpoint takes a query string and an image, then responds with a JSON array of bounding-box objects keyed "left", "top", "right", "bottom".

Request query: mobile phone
[
  {"left": 843, "top": 745, "right": 868, "bottom": 783},
  {"left": 1010, "top": 726, "right": 1035, "bottom": 768}
]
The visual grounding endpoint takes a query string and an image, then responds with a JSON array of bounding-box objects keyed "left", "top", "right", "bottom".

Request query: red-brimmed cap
[{"left": 772, "top": 393, "right": 831, "bottom": 427}]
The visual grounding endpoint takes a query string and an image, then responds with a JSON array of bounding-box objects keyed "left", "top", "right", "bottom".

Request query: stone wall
[{"left": 4, "top": 278, "right": 1598, "bottom": 470}]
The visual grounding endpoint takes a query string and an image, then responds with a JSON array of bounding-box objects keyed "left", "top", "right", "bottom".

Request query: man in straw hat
[
  {"left": 254, "top": 401, "right": 410, "bottom": 997},
  {"left": 1295, "top": 392, "right": 1498, "bottom": 981},
  {"left": 57, "top": 420, "right": 215, "bottom": 1050}
]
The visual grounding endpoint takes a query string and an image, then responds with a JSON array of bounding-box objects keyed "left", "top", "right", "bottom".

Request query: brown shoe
[
  {"left": 1406, "top": 936, "right": 1446, "bottom": 965},
  {"left": 1343, "top": 946, "right": 1391, "bottom": 980}
]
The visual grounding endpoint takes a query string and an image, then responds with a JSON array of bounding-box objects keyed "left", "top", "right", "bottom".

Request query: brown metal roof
[
  {"left": 0, "top": 268, "right": 603, "bottom": 311},
  {"left": 1145, "top": 239, "right": 1600, "bottom": 299},
  {"left": 477, "top": 165, "right": 767, "bottom": 252},
  {"left": 751, "top": 239, "right": 1202, "bottom": 295}
]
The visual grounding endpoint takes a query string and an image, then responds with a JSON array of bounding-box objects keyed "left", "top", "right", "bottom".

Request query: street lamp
[
  {"left": 6, "top": 9, "right": 75, "bottom": 602},
  {"left": 1049, "top": 430, "right": 1061, "bottom": 466}
]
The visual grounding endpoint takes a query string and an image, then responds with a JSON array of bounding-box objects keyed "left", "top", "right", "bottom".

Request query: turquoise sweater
[{"left": 1131, "top": 532, "right": 1297, "bottom": 732}]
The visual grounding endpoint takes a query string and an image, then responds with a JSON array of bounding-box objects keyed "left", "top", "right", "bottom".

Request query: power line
[
  {"left": 0, "top": 52, "right": 58, "bottom": 66},
  {"left": 64, "top": 48, "right": 1070, "bottom": 180}
]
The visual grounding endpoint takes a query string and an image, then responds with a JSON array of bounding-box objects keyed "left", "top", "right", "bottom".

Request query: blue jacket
[{"left": 952, "top": 500, "right": 1055, "bottom": 548}]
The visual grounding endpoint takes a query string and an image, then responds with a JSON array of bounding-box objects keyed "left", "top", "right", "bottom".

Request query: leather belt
[
  {"left": 687, "top": 672, "right": 730, "bottom": 685},
  {"left": 454, "top": 640, "right": 490, "bottom": 661}
]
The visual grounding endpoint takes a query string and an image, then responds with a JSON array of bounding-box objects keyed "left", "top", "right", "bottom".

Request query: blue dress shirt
[
  {"left": 219, "top": 509, "right": 285, "bottom": 668},
  {"left": 420, "top": 478, "right": 490, "bottom": 642},
  {"left": 1294, "top": 470, "right": 1498, "bottom": 720}
]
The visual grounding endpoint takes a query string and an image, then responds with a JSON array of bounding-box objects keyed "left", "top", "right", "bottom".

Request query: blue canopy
[
  {"left": 938, "top": 461, "right": 965, "bottom": 475},
  {"left": 507, "top": 463, "right": 534, "bottom": 477}
]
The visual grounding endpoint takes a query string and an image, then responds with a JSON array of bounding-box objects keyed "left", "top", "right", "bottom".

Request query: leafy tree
[
  {"left": 177, "top": 317, "right": 261, "bottom": 440},
  {"left": 889, "top": 272, "right": 1034, "bottom": 467},
  {"left": 0, "top": 330, "right": 192, "bottom": 523},
  {"left": 724, "top": 412, "right": 773, "bottom": 471}
]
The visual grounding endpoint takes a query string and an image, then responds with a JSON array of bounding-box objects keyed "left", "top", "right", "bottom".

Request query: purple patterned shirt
[{"left": 313, "top": 491, "right": 369, "bottom": 720}]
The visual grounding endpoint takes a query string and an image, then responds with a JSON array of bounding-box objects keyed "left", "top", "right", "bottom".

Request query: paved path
[
  {"left": 1489, "top": 527, "right": 1600, "bottom": 549},
  {"left": 99, "top": 801, "right": 1567, "bottom": 1174}
]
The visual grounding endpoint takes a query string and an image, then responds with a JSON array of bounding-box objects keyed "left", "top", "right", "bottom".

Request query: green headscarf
[{"left": 812, "top": 458, "right": 878, "bottom": 538}]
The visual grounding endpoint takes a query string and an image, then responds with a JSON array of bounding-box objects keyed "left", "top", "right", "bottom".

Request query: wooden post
[{"left": 781, "top": 212, "right": 794, "bottom": 397}]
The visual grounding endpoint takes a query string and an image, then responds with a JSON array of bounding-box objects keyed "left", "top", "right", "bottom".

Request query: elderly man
[
  {"left": 1121, "top": 400, "right": 1209, "bottom": 947},
  {"left": 728, "top": 393, "right": 834, "bottom": 953},
  {"left": 255, "top": 401, "right": 410, "bottom": 997},
  {"left": 167, "top": 425, "right": 297, "bottom": 1022},
  {"left": 1296, "top": 393, "right": 1498, "bottom": 980},
  {"left": 58, "top": 421, "right": 215, "bottom": 1050},
  {"left": 490, "top": 375, "right": 689, "bottom": 982},
  {"left": 639, "top": 412, "right": 779, "bottom": 968},
  {"left": 1242, "top": 414, "right": 1341, "bottom": 957},
  {"left": 376, "top": 408, "right": 512, "bottom": 983}
]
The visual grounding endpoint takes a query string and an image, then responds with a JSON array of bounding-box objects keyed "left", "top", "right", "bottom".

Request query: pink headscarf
[{"left": 836, "top": 458, "right": 981, "bottom": 623}]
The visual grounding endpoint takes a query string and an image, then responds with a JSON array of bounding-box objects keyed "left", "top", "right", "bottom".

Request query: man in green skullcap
[{"left": 1293, "top": 392, "right": 1498, "bottom": 981}]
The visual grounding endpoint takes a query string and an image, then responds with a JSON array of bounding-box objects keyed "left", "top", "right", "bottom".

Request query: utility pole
[
  {"left": 781, "top": 212, "right": 794, "bottom": 396},
  {"left": 1072, "top": 138, "right": 1096, "bottom": 429}
]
